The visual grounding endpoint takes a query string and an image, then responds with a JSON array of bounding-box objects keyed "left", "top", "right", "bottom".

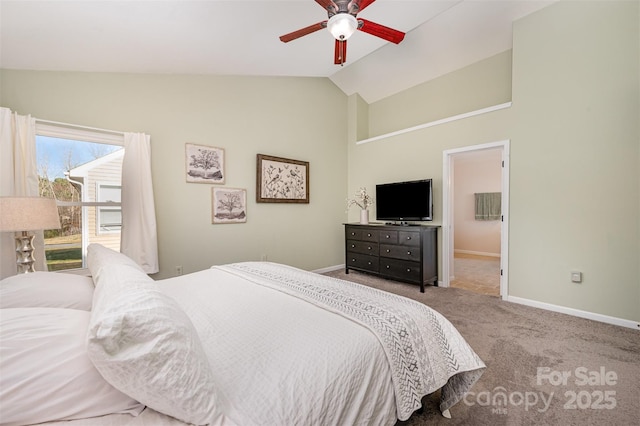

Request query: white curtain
[
  {"left": 120, "top": 132, "right": 159, "bottom": 274},
  {"left": 0, "top": 107, "right": 44, "bottom": 278}
]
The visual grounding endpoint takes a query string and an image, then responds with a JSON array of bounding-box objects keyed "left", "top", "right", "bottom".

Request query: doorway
[{"left": 441, "top": 140, "right": 509, "bottom": 299}]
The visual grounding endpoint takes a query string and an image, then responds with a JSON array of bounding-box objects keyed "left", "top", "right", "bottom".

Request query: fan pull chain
[{"left": 335, "top": 40, "right": 347, "bottom": 66}]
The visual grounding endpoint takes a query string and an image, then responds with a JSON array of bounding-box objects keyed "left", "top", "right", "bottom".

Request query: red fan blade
[
  {"left": 357, "top": 0, "right": 377, "bottom": 13},
  {"left": 358, "top": 18, "right": 405, "bottom": 44},
  {"left": 279, "top": 21, "right": 327, "bottom": 43},
  {"left": 334, "top": 40, "right": 348, "bottom": 65},
  {"left": 315, "top": 0, "right": 337, "bottom": 11}
]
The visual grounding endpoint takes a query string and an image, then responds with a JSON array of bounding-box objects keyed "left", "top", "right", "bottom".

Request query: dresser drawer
[
  {"left": 398, "top": 230, "right": 420, "bottom": 246},
  {"left": 345, "top": 227, "right": 362, "bottom": 241},
  {"left": 345, "top": 226, "right": 379, "bottom": 242},
  {"left": 379, "top": 244, "right": 420, "bottom": 262},
  {"left": 359, "top": 229, "right": 379, "bottom": 242},
  {"left": 346, "top": 253, "right": 379, "bottom": 273},
  {"left": 346, "top": 240, "right": 379, "bottom": 256},
  {"left": 379, "top": 230, "right": 398, "bottom": 244},
  {"left": 380, "top": 258, "right": 421, "bottom": 283}
]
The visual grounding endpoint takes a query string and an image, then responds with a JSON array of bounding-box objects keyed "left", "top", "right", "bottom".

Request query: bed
[{"left": 0, "top": 244, "right": 485, "bottom": 426}]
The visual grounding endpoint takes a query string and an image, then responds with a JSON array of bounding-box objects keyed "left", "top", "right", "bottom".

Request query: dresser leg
[{"left": 420, "top": 282, "right": 425, "bottom": 293}]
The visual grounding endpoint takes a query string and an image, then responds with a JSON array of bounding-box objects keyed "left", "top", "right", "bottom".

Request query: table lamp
[{"left": 0, "top": 197, "right": 61, "bottom": 273}]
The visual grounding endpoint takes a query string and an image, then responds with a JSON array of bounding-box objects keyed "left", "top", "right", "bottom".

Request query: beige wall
[
  {"left": 0, "top": 72, "right": 349, "bottom": 278},
  {"left": 509, "top": 1, "right": 639, "bottom": 320},
  {"left": 367, "top": 50, "right": 513, "bottom": 139},
  {"left": 347, "top": 1, "right": 639, "bottom": 322},
  {"left": 453, "top": 150, "right": 502, "bottom": 256}
]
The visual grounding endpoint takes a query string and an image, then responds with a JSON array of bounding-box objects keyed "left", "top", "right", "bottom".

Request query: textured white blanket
[
  {"left": 35, "top": 261, "right": 484, "bottom": 426},
  {"left": 217, "top": 262, "right": 485, "bottom": 420},
  {"left": 159, "top": 263, "right": 398, "bottom": 425}
]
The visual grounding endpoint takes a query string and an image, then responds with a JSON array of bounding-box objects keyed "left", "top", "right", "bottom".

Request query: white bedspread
[
  {"left": 39, "top": 261, "right": 484, "bottom": 426},
  {"left": 214, "top": 262, "right": 485, "bottom": 419},
  {"left": 156, "top": 263, "right": 398, "bottom": 426}
]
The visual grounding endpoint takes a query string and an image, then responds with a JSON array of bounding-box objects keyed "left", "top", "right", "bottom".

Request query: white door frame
[{"left": 441, "top": 140, "right": 510, "bottom": 299}]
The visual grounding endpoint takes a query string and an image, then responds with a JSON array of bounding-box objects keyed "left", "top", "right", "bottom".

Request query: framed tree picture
[
  {"left": 256, "top": 154, "right": 309, "bottom": 203},
  {"left": 212, "top": 187, "right": 247, "bottom": 224},
  {"left": 186, "top": 143, "right": 225, "bottom": 184}
]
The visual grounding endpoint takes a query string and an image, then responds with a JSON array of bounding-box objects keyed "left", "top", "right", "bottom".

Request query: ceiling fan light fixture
[{"left": 327, "top": 13, "right": 358, "bottom": 40}]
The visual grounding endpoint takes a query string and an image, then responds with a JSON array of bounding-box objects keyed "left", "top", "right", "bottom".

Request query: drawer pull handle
[
  {"left": 406, "top": 236, "right": 412, "bottom": 240},
  {"left": 385, "top": 235, "right": 390, "bottom": 239},
  {"left": 351, "top": 232, "right": 355, "bottom": 235},
  {"left": 351, "top": 244, "right": 355, "bottom": 248},
  {"left": 407, "top": 268, "right": 411, "bottom": 272},
  {"left": 386, "top": 249, "right": 390, "bottom": 253},
  {"left": 368, "top": 262, "right": 372, "bottom": 265},
  {"left": 407, "top": 251, "right": 411, "bottom": 255},
  {"left": 352, "top": 259, "right": 356, "bottom": 262},
  {"left": 367, "top": 233, "right": 372, "bottom": 237},
  {"left": 386, "top": 265, "right": 390, "bottom": 269},
  {"left": 367, "top": 246, "right": 372, "bottom": 250}
]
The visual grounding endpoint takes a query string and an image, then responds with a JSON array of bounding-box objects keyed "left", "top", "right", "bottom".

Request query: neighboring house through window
[
  {"left": 36, "top": 123, "right": 124, "bottom": 272},
  {"left": 97, "top": 182, "right": 122, "bottom": 233}
]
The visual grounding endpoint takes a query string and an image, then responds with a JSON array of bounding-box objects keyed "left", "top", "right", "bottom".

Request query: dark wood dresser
[{"left": 344, "top": 223, "right": 438, "bottom": 292}]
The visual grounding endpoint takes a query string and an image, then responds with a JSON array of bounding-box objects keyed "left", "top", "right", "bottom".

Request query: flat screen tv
[{"left": 375, "top": 179, "right": 433, "bottom": 222}]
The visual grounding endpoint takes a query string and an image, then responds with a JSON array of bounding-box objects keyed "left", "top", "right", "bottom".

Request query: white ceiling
[{"left": 0, "top": 0, "right": 554, "bottom": 103}]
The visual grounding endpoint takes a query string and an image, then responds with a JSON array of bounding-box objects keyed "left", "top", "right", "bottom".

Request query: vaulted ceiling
[{"left": 0, "top": 0, "right": 554, "bottom": 103}]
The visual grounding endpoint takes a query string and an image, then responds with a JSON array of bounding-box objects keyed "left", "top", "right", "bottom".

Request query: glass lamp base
[{"left": 15, "top": 232, "right": 36, "bottom": 274}]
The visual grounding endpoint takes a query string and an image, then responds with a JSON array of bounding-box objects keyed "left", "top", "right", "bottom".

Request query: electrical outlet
[
  {"left": 175, "top": 266, "right": 183, "bottom": 276},
  {"left": 571, "top": 271, "right": 582, "bottom": 283}
]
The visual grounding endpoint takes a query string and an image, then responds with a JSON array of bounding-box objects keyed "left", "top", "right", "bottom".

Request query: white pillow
[
  {"left": 87, "top": 262, "right": 223, "bottom": 425},
  {"left": 0, "top": 308, "right": 144, "bottom": 426},
  {"left": 87, "top": 243, "right": 145, "bottom": 278},
  {"left": 0, "top": 271, "right": 94, "bottom": 310}
]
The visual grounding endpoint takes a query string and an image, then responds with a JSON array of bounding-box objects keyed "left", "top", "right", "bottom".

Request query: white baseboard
[
  {"left": 313, "top": 264, "right": 344, "bottom": 274},
  {"left": 454, "top": 249, "right": 500, "bottom": 258},
  {"left": 315, "top": 264, "right": 638, "bottom": 330},
  {"left": 506, "top": 296, "right": 640, "bottom": 330}
]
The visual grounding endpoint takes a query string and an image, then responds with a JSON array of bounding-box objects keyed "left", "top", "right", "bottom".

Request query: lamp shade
[
  {"left": 327, "top": 13, "right": 358, "bottom": 40},
  {"left": 0, "top": 197, "right": 61, "bottom": 232}
]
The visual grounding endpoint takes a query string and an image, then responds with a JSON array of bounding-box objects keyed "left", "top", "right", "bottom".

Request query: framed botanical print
[
  {"left": 256, "top": 154, "right": 309, "bottom": 203},
  {"left": 212, "top": 187, "right": 247, "bottom": 224},
  {"left": 186, "top": 143, "right": 225, "bottom": 184}
]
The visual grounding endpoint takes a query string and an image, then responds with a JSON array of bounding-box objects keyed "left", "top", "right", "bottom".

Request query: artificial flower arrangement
[{"left": 347, "top": 187, "right": 374, "bottom": 211}]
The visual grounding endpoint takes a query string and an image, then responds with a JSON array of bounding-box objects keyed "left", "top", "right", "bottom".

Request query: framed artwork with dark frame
[
  {"left": 186, "top": 143, "right": 225, "bottom": 184},
  {"left": 256, "top": 154, "right": 309, "bottom": 203},
  {"left": 212, "top": 187, "right": 247, "bottom": 224}
]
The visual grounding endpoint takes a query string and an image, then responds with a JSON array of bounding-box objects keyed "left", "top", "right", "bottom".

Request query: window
[{"left": 36, "top": 124, "right": 124, "bottom": 272}]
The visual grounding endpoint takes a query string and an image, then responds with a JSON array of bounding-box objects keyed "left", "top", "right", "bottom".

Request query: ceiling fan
[{"left": 279, "top": 0, "right": 405, "bottom": 66}]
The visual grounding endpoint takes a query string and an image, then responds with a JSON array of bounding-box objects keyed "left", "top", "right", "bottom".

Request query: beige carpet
[
  {"left": 450, "top": 253, "right": 500, "bottom": 297},
  {"left": 323, "top": 269, "right": 640, "bottom": 426}
]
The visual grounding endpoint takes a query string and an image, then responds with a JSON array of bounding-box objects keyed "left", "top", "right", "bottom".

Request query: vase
[{"left": 360, "top": 209, "right": 369, "bottom": 224}]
